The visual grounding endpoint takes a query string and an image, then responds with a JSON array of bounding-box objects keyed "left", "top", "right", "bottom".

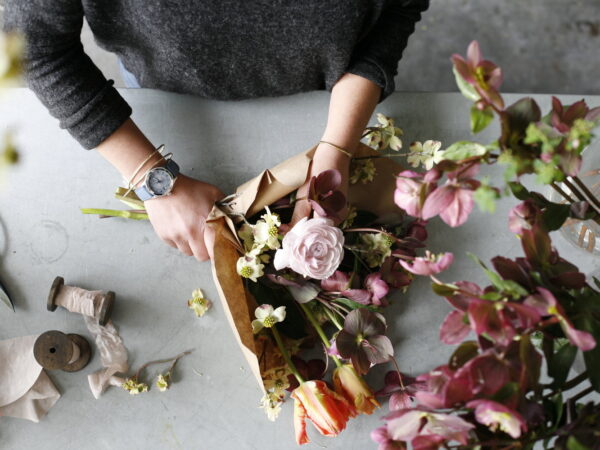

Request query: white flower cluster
[{"left": 236, "top": 207, "right": 281, "bottom": 282}]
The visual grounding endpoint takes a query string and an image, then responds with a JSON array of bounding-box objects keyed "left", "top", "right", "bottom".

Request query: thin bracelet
[
  {"left": 123, "top": 152, "right": 173, "bottom": 197},
  {"left": 126, "top": 152, "right": 173, "bottom": 194},
  {"left": 318, "top": 140, "right": 353, "bottom": 158},
  {"left": 124, "top": 144, "right": 165, "bottom": 188}
]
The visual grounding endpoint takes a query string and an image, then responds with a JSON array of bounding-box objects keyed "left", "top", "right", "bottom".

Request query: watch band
[{"left": 135, "top": 159, "right": 180, "bottom": 201}]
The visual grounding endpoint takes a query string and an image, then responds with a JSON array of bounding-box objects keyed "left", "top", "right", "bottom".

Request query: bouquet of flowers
[{"left": 205, "top": 130, "right": 445, "bottom": 443}]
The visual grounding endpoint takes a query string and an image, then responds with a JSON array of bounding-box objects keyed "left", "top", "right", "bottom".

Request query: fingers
[
  {"left": 175, "top": 240, "right": 194, "bottom": 257},
  {"left": 290, "top": 199, "right": 312, "bottom": 227}
]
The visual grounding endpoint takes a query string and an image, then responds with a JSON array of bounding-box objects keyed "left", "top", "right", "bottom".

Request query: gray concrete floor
[{"left": 2, "top": 0, "right": 599, "bottom": 94}]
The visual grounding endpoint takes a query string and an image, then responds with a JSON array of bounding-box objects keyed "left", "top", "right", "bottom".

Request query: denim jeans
[{"left": 118, "top": 60, "right": 141, "bottom": 88}]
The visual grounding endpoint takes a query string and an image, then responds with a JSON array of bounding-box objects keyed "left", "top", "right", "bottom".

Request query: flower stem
[
  {"left": 321, "top": 304, "right": 344, "bottom": 330},
  {"left": 134, "top": 350, "right": 193, "bottom": 380},
  {"left": 299, "top": 303, "right": 343, "bottom": 368},
  {"left": 271, "top": 325, "right": 305, "bottom": 384}
]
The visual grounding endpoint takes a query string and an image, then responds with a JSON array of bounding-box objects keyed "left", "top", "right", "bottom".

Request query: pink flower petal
[
  {"left": 440, "top": 310, "right": 471, "bottom": 344},
  {"left": 438, "top": 187, "right": 474, "bottom": 227}
]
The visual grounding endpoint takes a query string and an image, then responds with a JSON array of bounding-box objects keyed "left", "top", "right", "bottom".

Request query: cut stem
[
  {"left": 271, "top": 325, "right": 305, "bottom": 383},
  {"left": 134, "top": 350, "right": 193, "bottom": 380},
  {"left": 300, "top": 303, "right": 343, "bottom": 368}
]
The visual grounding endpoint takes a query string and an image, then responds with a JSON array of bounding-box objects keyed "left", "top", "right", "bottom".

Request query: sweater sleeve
[
  {"left": 346, "top": 0, "right": 429, "bottom": 102},
  {"left": 3, "top": 0, "right": 132, "bottom": 150}
]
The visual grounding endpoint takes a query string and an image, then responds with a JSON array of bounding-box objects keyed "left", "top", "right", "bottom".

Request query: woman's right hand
[{"left": 144, "top": 174, "right": 224, "bottom": 261}]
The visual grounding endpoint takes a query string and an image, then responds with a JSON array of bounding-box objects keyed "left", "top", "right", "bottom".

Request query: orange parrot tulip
[{"left": 333, "top": 364, "right": 380, "bottom": 415}]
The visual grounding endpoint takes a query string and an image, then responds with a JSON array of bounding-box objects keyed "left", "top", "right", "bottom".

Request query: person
[{"left": 3, "top": 0, "right": 429, "bottom": 261}]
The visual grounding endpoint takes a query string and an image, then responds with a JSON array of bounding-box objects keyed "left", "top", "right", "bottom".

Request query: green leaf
[
  {"left": 534, "top": 159, "right": 564, "bottom": 184},
  {"left": 448, "top": 341, "right": 479, "bottom": 370},
  {"left": 491, "top": 381, "right": 519, "bottom": 403},
  {"left": 470, "top": 104, "right": 494, "bottom": 134},
  {"left": 567, "top": 436, "right": 591, "bottom": 450},
  {"left": 467, "top": 252, "right": 528, "bottom": 299},
  {"left": 453, "top": 66, "right": 480, "bottom": 102},
  {"left": 548, "top": 343, "right": 577, "bottom": 387},
  {"left": 443, "top": 141, "right": 488, "bottom": 161},
  {"left": 508, "top": 181, "right": 531, "bottom": 201},
  {"left": 542, "top": 202, "right": 571, "bottom": 231},
  {"left": 573, "top": 314, "right": 600, "bottom": 392},
  {"left": 431, "top": 281, "right": 458, "bottom": 296},
  {"left": 474, "top": 184, "right": 499, "bottom": 213},
  {"left": 593, "top": 277, "right": 600, "bottom": 291},
  {"left": 333, "top": 298, "right": 380, "bottom": 312}
]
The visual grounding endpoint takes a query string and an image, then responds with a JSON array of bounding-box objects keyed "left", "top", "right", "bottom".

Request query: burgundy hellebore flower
[
  {"left": 421, "top": 163, "right": 481, "bottom": 228},
  {"left": 307, "top": 169, "right": 347, "bottom": 219},
  {"left": 451, "top": 40, "right": 504, "bottom": 110},
  {"left": 336, "top": 309, "right": 394, "bottom": 375}
]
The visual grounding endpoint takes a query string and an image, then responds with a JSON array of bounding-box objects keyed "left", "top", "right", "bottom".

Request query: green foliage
[
  {"left": 547, "top": 343, "right": 578, "bottom": 388},
  {"left": 442, "top": 140, "right": 488, "bottom": 161},
  {"left": 470, "top": 104, "right": 494, "bottom": 134},
  {"left": 467, "top": 252, "right": 528, "bottom": 299},
  {"left": 453, "top": 65, "right": 480, "bottom": 102},
  {"left": 333, "top": 297, "right": 380, "bottom": 313},
  {"left": 473, "top": 181, "right": 499, "bottom": 213}
]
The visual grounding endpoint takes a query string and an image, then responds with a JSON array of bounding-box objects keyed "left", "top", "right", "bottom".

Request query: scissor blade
[{"left": 0, "top": 283, "right": 14, "bottom": 311}]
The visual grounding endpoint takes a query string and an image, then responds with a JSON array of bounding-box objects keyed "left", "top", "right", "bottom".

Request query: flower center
[
  {"left": 475, "top": 66, "right": 489, "bottom": 90},
  {"left": 269, "top": 226, "right": 279, "bottom": 237},
  {"left": 263, "top": 316, "right": 277, "bottom": 328},
  {"left": 240, "top": 266, "right": 253, "bottom": 278}
]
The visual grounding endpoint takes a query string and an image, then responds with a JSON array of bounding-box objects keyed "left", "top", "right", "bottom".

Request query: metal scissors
[{"left": 0, "top": 274, "right": 14, "bottom": 311}]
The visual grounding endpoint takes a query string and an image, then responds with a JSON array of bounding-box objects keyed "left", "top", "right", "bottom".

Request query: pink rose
[{"left": 274, "top": 217, "right": 344, "bottom": 280}]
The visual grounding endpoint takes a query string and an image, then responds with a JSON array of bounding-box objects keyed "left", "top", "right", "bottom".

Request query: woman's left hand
[{"left": 290, "top": 142, "right": 352, "bottom": 226}]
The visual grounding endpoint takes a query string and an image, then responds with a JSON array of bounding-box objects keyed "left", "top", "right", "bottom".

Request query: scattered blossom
[
  {"left": 122, "top": 377, "right": 149, "bottom": 395},
  {"left": 187, "top": 289, "right": 212, "bottom": 317},
  {"left": 260, "top": 389, "right": 284, "bottom": 422},
  {"left": 156, "top": 373, "right": 171, "bottom": 392}
]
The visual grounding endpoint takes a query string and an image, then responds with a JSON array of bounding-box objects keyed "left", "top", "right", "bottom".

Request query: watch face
[{"left": 146, "top": 167, "right": 173, "bottom": 196}]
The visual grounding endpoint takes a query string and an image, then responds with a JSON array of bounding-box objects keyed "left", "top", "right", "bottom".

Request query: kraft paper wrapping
[
  {"left": 206, "top": 144, "right": 403, "bottom": 390},
  {"left": 0, "top": 335, "right": 61, "bottom": 422}
]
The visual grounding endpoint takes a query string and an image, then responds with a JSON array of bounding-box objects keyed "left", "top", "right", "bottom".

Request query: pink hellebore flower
[
  {"left": 399, "top": 251, "right": 454, "bottom": 276},
  {"left": 365, "top": 273, "right": 390, "bottom": 305},
  {"left": 451, "top": 40, "right": 504, "bottom": 110},
  {"left": 508, "top": 200, "right": 539, "bottom": 235},
  {"left": 371, "top": 426, "right": 407, "bottom": 450},
  {"left": 394, "top": 169, "right": 439, "bottom": 218},
  {"left": 385, "top": 408, "right": 474, "bottom": 446},
  {"left": 322, "top": 271, "right": 389, "bottom": 306},
  {"left": 467, "top": 399, "right": 527, "bottom": 439},
  {"left": 525, "top": 287, "right": 596, "bottom": 351},
  {"left": 421, "top": 163, "right": 480, "bottom": 228}
]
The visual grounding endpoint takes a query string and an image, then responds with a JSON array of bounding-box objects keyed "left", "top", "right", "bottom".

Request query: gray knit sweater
[{"left": 3, "top": 0, "right": 428, "bottom": 149}]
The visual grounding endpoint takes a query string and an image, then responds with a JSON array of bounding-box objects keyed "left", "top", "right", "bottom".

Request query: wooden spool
[
  {"left": 33, "top": 330, "right": 92, "bottom": 372},
  {"left": 47, "top": 276, "right": 115, "bottom": 326}
]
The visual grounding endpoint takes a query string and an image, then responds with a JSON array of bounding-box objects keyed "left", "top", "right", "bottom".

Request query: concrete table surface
[{"left": 0, "top": 89, "right": 598, "bottom": 450}]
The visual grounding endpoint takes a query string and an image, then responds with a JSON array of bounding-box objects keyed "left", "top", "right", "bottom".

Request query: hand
[
  {"left": 290, "top": 143, "right": 351, "bottom": 227},
  {"left": 144, "top": 174, "right": 224, "bottom": 261}
]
